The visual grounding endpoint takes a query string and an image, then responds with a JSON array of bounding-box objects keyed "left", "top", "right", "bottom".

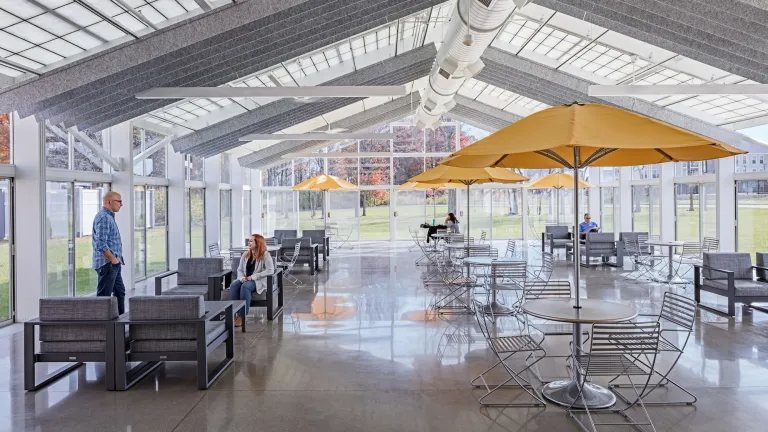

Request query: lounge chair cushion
[
  {"left": 40, "top": 341, "right": 106, "bottom": 353},
  {"left": 39, "top": 297, "right": 118, "bottom": 321},
  {"left": 702, "top": 279, "right": 768, "bottom": 296},
  {"left": 129, "top": 296, "right": 205, "bottom": 321},
  {"left": 130, "top": 321, "right": 226, "bottom": 353},
  {"left": 177, "top": 258, "right": 223, "bottom": 285},
  {"left": 702, "top": 253, "right": 753, "bottom": 280}
]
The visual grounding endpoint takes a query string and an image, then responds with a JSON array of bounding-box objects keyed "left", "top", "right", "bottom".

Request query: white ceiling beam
[
  {"left": 112, "top": 0, "right": 160, "bottom": 30},
  {"left": 135, "top": 86, "right": 408, "bottom": 99},
  {"left": 589, "top": 83, "right": 768, "bottom": 96},
  {"left": 67, "top": 126, "right": 124, "bottom": 171},
  {"left": 193, "top": 0, "right": 214, "bottom": 12},
  {"left": 240, "top": 132, "right": 395, "bottom": 142},
  {"left": 133, "top": 135, "right": 174, "bottom": 165}
]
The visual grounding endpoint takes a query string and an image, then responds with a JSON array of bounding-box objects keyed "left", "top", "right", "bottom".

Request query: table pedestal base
[
  {"left": 481, "top": 302, "right": 512, "bottom": 315},
  {"left": 542, "top": 380, "right": 616, "bottom": 409}
]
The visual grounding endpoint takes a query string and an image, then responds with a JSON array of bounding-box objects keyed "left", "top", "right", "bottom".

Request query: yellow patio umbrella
[
  {"left": 408, "top": 165, "right": 528, "bottom": 240},
  {"left": 440, "top": 102, "right": 747, "bottom": 409},
  {"left": 292, "top": 174, "right": 356, "bottom": 230},
  {"left": 526, "top": 172, "right": 595, "bottom": 225},
  {"left": 398, "top": 181, "right": 462, "bottom": 225}
]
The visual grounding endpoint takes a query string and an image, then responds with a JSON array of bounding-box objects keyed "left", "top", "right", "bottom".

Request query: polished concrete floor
[{"left": 2, "top": 242, "right": 768, "bottom": 431}]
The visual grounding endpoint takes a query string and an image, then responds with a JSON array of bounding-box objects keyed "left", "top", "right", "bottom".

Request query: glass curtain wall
[
  {"left": 737, "top": 180, "right": 768, "bottom": 257},
  {"left": 600, "top": 187, "right": 618, "bottom": 235},
  {"left": 360, "top": 190, "right": 390, "bottom": 240},
  {"left": 299, "top": 191, "right": 324, "bottom": 232},
  {"left": 243, "top": 189, "right": 252, "bottom": 238},
  {"left": 632, "top": 185, "right": 661, "bottom": 237},
  {"left": 395, "top": 190, "right": 425, "bottom": 239},
  {"left": 527, "top": 189, "right": 555, "bottom": 237},
  {"left": 220, "top": 189, "right": 232, "bottom": 251},
  {"left": 134, "top": 185, "right": 168, "bottom": 280},
  {"left": 46, "top": 182, "right": 108, "bottom": 297},
  {"left": 0, "top": 179, "right": 10, "bottom": 323},
  {"left": 262, "top": 190, "right": 297, "bottom": 237},
  {"left": 330, "top": 191, "right": 359, "bottom": 242},
  {"left": 187, "top": 188, "right": 206, "bottom": 257},
  {"left": 702, "top": 183, "right": 716, "bottom": 241},
  {"left": 492, "top": 188, "right": 523, "bottom": 239},
  {"left": 427, "top": 189, "right": 452, "bottom": 226},
  {"left": 462, "top": 188, "right": 492, "bottom": 240},
  {"left": 675, "top": 183, "right": 717, "bottom": 243}
]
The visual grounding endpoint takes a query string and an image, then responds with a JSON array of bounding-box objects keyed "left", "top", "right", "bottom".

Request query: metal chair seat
[
  {"left": 573, "top": 354, "right": 647, "bottom": 376},
  {"left": 490, "top": 334, "right": 541, "bottom": 353}
]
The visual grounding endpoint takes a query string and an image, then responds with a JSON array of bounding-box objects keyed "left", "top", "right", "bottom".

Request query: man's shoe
[{"left": 235, "top": 316, "right": 243, "bottom": 327}]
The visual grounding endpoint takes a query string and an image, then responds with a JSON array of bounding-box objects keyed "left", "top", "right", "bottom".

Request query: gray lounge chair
[
  {"left": 155, "top": 257, "right": 231, "bottom": 300},
  {"left": 25, "top": 297, "right": 119, "bottom": 391},
  {"left": 302, "top": 229, "right": 330, "bottom": 261},
  {"left": 542, "top": 225, "right": 571, "bottom": 254},
  {"left": 694, "top": 252, "right": 768, "bottom": 316},
  {"left": 225, "top": 251, "right": 285, "bottom": 320},
  {"left": 115, "top": 296, "right": 234, "bottom": 390},
  {"left": 572, "top": 232, "right": 617, "bottom": 267}
]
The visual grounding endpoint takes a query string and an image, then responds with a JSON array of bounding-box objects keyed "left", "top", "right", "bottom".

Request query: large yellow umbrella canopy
[
  {"left": 408, "top": 166, "right": 528, "bottom": 240},
  {"left": 292, "top": 174, "right": 356, "bottom": 231},
  {"left": 527, "top": 173, "right": 595, "bottom": 225},
  {"left": 442, "top": 103, "right": 746, "bottom": 169}
]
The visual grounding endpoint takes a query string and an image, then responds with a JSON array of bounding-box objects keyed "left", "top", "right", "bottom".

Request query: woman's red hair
[{"left": 245, "top": 234, "right": 267, "bottom": 261}]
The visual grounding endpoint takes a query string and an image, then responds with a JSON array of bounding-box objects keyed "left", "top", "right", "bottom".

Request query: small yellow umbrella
[
  {"left": 408, "top": 166, "right": 528, "bottom": 239},
  {"left": 398, "top": 181, "right": 462, "bottom": 225},
  {"left": 526, "top": 172, "right": 595, "bottom": 225},
  {"left": 292, "top": 174, "right": 356, "bottom": 230}
]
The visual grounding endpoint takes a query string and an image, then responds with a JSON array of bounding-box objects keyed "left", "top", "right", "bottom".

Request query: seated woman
[
  {"left": 230, "top": 234, "right": 275, "bottom": 327},
  {"left": 445, "top": 213, "right": 461, "bottom": 234}
]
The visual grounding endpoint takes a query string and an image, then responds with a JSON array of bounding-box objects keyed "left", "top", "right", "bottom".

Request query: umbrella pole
[
  {"left": 572, "top": 147, "right": 581, "bottom": 309},
  {"left": 466, "top": 183, "right": 471, "bottom": 243},
  {"left": 432, "top": 188, "right": 436, "bottom": 226},
  {"left": 556, "top": 188, "right": 560, "bottom": 225}
]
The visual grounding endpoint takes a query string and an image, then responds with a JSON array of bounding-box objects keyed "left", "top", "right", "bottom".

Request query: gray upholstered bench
[
  {"left": 155, "top": 257, "right": 231, "bottom": 300},
  {"left": 114, "top": 296, "right": 235, "bottom": 390},
  {"left": 694, "top": 252, "right": 768, "bottom": 316},
  {"left": 25, "top": 297, "right": 120, "bottom": 391}
]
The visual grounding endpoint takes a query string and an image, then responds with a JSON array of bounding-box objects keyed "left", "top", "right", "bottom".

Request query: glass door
[
  {"left": 675, "top": 184, "right": 700, "bottom": 242},
  {"left": 74, "top": 183, "right": 106, "bottom": 296},
  {"left": 46, "top": 181, "right": 74, "bottom": 297},
  {"left": 737, "top": 180, "right": 768, "bottom": 257},
  {"left": 187, "top": 188, "right": 206, "bottom": 257},
  {"left": 395, "top": 189, "right": 425, "bottom": 240},
  {"left": 360, "top": 190, "right": 390, "bottom": 240},
  {"left": 134, "top": 185, "right": 146, "bottom": 279},
  {"left": 0, "top": 179, "right": 11, "bottom": 323}
]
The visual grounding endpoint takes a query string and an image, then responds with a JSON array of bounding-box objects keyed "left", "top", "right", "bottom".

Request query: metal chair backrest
[
  {"left": 589, "top": 322, "right": 660, "bottom": 355},
  {"left": 489, "top": 262, "right": 527, "bottom": 286},
  {"left": 680, "top": 241, "right": 702, "bottom": 258},
  {"left": 286, "top": 243, "right": 302, "bottom": 266},
  {"left": 436, "top": 228, "right": 448, "bottom": 235},
  {"left": 207, "top": 243, "right": 221, "bottom": 258},
  {"left": 703, "top": 237, "right": 720, "bottom": 252},
  {"left": 659, "top": 291, "right": 697, "bottom": 330},
  {"left": 479, "top": 230, "right": 487, "bottom": 243},
  {"left": 468, "top": 247, "right": 498, "bottom": 258},
  {"left": 505, "top": 239, "right": 516, "bottom": 257},
  {"left": 531, "top": 252, "right": 554, "bottom": 281},
  {"left": 524, "top": 280, "right": 571, "bottom": 300}
]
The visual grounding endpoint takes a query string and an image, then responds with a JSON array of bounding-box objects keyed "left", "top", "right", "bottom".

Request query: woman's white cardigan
[{"left": 235, "top": 252, "right": 275, "bottom": 295}]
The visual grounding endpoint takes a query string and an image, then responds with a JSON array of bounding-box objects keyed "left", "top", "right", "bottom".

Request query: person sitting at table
[
  {"left": 445, "top": 213, "right": 461, "bottom": 233},
  {"left": 578, "top": 213, "right": 599, "bottom": 239},
  {"left": 230, "top": 233, "right": 274, "bottom": 327}
]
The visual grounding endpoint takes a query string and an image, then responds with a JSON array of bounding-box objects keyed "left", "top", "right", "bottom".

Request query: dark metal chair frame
[
  {"left": 24, "top": 319, "right": 117, "bottom": 391},
  {"left": 694, "top": 263, "right": 768, "bottom": 316},
  {"left": 114, "top": 302, "right": 235, "bottom": 391}
]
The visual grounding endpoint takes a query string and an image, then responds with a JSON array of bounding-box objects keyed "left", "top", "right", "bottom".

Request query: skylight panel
[
  {"left": 19, "top": 46, "right": 63, "bottom": 65},
  {"left": 5, "top": 21, "right": 56, "bottom": 44},
  {"left": 523, "top": 25, "right": 584, "bottom": 60},
  {"left": 679, "top": 94, "right": 768, "bottom": 123},
  {"left": 498, "top": 18, "right": 540, "bottom": 47},
  {"left": 7, "top": 54, "right": 43, "bottom": 70},
  {"left": 567, "top": 43, "right": 649, "bottom": 81},
  {"left": 152, "top": 0, "right": 186, "bottom": 18},
  {"left": 135, "top": 5, "right": 165, "bottom": 23},
  {"left": 87, "top": 0, "right": 123, "bottom": 16},
  {"left": 87, "top": 21, "right": 125, "bottom": 41},
  {"left": 28, "top": 13, "right": 78, "bottom": 36},
  {"left": 0, "top": 8, "right": 21, "bottom": 27},
  {"left": 0, "top": 64, "right": 23, "bottom": 77},
  {"left": 56, "top": 3, "right": 101, "bottom": 27},
  {"left": 63, "top": 30, "right": 102, "bottom": 50},
  {"left": 0, "top": 1, "right": 44, "bottom": 19},
  {"left": 113, "top": 13, "right": 146, "bottom": 33},
  {"left": 0, "top": 30, "right": 35, "bottom": 53}
]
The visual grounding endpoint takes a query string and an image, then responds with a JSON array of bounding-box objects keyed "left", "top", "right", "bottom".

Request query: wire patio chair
[
  {"left": 567, "top": 322, "right": 661, "bottom": 432},
  {"left": 276, "top": 243, "right": 303, "bottom": 286},
  {"left": 470, "top": 299, "right": 547, "bottom": 407},
  {"left": 610, "top": 292, "right": 698, "bottom": 406}
]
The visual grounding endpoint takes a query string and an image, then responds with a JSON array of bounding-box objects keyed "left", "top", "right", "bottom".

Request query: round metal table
[
  {"left": 522, "top": 298, "right": 638, "bottom": 409},
  {"left": 645, "top": 240, "right": 686, "bottom": 284},
  {"left": 464, "top": 257, "right": 524, "bottom": 314}
]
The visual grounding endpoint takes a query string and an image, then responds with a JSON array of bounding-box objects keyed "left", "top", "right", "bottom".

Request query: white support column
[
  {"left": 588, "top": 167, "right": 601, "bottom": 223},
  {"left": 659, "top": 162, "right": 675, "bottom": 241},
  {"left": 204, "top": 156, "right": 221, "bottom": 250},
  {"left": 521, "top": 187, "right": 529, "bottom": 242},
  {"left": 252, "top": 169, "right": 262, "bottom": 234},
  {"left": 13, "top": 113, "right": 46, "bottom": 321},
  {"left": 717, "top": 157, "right": 736, "bottom": 252},
  {"left": 166, "top": 146, "right": 185, "bottom": 265},
  {"left": 231, "top": 155, "right": 244, "bottom": 248},
  {"left": 619, "top": 167, "right": 632, "bottom": 232},
  {"left": 108, "top": 122, "right": 135, "bottom": 291}
]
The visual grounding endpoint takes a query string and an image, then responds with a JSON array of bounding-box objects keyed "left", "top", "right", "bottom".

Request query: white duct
[{"left": 415, "top": 0, "right": 516, "bottom": 129}]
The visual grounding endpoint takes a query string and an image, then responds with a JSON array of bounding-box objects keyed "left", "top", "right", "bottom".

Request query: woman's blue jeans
[{"left": 230, "top": 279, "right": 257, "bottom": 316}]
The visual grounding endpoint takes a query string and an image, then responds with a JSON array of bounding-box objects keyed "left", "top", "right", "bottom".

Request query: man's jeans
[{"left": 96, "top": 263, "right": 125, "bottom": 314}]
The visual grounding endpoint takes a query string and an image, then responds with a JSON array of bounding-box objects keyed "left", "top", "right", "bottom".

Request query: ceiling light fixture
[
  {"left": 239, "top": 132, "right": 396, "bottom": 142},
  {"left": 135, "top": 85, "right": 408, "bottom": 99},
  {"left": 463, "top": 0, "right": 473, "bottom": 46}
]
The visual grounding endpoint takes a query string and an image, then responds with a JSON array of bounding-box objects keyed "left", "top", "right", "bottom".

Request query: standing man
[{"left": 92, "top": 191, "right": 125, "bottom": 314}]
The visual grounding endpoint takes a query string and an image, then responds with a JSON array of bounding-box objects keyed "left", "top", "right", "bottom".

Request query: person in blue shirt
[
  {"left": 578, "top": 213, "right": 599, "bottom": 237},
  {"left": 92, "top": 191, "right": 125, "bottom": 314}
]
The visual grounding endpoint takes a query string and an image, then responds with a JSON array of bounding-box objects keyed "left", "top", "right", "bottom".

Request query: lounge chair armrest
[
  {"left": 692, "top": 264, "right": 734, "bottom": 276},
  {"left": 752, "top": 265, "right": 768, "bottom": 271},
  {"left": 154, "top": 270, "right": 179, "bottom": 294}
]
